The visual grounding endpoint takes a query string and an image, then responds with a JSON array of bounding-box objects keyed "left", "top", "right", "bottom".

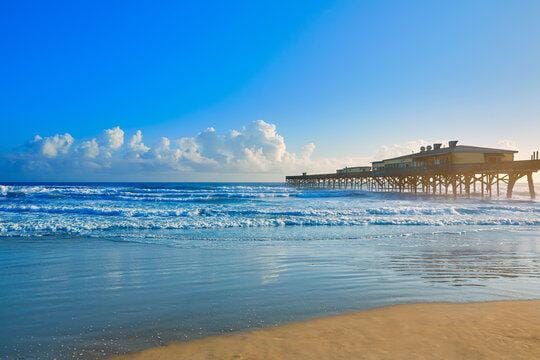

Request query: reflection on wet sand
[{"left": 388, "top": 248, "right": 540, "bottom": 286}]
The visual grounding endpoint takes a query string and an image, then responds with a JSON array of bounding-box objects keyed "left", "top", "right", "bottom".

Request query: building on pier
[
  {"left": 336, "top": 166, "right": 371, "bottom": 174},
  {"left": 286, "top": 141, "right": 540, "bottom": 199},
  {"left": 371, "top": 141, "right": 516, "bottom": 171}
]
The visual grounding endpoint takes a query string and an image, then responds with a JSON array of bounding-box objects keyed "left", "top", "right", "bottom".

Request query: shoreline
[{"left": 115, "top": 300, "right": 540, "bottom": 359}]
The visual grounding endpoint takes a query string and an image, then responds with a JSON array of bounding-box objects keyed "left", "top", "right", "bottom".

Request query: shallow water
[{"left": 0, "top": 183, "right": 539, "bottom": 358}]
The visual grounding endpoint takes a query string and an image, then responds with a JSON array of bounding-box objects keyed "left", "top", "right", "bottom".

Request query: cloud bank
[{"left": 1, "top": 120, "right": 346, "bottom": 181}]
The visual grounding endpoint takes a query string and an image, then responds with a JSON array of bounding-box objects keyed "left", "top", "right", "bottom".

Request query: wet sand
[{"left": 116, "top": 300, "right": 540, "bottom": 359}]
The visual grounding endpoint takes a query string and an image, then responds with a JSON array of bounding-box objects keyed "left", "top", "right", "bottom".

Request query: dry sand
[{"left": 116, "top": 300, "right": 540, "bottom": 359}]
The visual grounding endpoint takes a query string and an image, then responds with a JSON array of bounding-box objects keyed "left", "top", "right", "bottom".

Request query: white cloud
[
  {"left": 80, "top": 139, "right": 100, "bottom": 159},
  {"left": 160, "top": 137, "right": 170, "bottom": 149},
  {"left": 39, "top": 133, "right": 74, "bottom": 158},
  {"left": 129, "top": 130, "right": 150, "bottom": 155},
  {"left": 105, "top": 126, "right": 124, "bottom": 150}
]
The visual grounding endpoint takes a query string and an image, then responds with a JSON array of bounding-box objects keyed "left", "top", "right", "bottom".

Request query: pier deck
[{"left": 286, "top": 160, "right": 540, "bottom": 199}]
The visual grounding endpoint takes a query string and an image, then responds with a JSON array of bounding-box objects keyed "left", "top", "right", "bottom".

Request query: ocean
[{"left": 1, "top": 182, "right": 539, "bottom": 358}]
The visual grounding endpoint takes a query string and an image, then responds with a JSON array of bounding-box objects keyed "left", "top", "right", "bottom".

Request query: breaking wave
[{"left": 0, "top": 182, "right": 538, "bottom": 237}]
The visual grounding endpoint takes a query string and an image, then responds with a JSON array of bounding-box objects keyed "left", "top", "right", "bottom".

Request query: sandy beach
[{"left": 116, "top": 300, "right": 540, "bottom": 359}]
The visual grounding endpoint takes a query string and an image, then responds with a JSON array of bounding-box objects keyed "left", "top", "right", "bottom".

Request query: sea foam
[{"left": 0, "top": 183, "right": 538, "bottom": 237}]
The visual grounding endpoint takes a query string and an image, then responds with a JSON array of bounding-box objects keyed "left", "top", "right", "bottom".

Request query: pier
[{"left": 286, "top": 142, "right": 540, "bottom": 199}]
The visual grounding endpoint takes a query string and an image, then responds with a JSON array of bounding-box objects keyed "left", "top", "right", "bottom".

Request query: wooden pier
[{"left": 286, "top": 160, "right": 540, "bottom": 199}]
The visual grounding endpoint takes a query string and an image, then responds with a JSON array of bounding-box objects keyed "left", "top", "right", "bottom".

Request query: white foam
[{"left": 0, "top": 183, "right": 538, "bottom": 237}]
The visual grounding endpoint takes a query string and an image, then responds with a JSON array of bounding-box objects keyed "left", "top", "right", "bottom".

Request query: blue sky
[{"left": 1, "top": 0, "right": 540, "bottom": 181}]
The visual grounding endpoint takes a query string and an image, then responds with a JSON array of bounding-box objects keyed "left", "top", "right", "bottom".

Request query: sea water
[{"left": 0, "top": 182, "right": 539, "bottom": 358}]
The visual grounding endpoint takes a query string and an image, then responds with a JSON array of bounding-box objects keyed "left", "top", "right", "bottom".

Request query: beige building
[{"left": 372, "top": 141, "right": 517, "bottom": 170}]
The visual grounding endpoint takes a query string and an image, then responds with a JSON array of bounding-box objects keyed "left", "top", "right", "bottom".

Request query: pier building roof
[{"left": 373, "top": 144, "right": 517, "bottom": 164}]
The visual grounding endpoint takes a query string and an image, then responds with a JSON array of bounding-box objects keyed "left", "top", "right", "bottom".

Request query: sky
[{"left": 1, "top": 0, "right": 539, "bottom": 181}]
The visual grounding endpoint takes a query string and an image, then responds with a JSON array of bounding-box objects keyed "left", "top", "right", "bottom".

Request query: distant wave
[
  {"left": 1, "top": 215, "right": 539, "bottom": 237},
  {"left": 0, "top": 185, "right": 297, "bottom": 202},
  {"left": 1, "top": 203, "right": 538, "bottom": 218}
]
